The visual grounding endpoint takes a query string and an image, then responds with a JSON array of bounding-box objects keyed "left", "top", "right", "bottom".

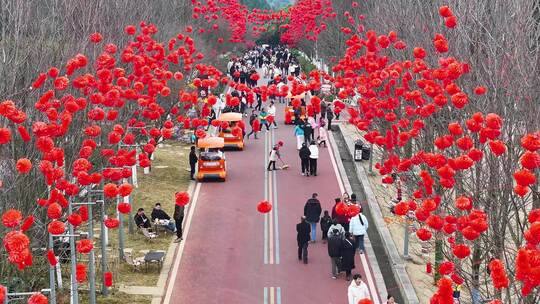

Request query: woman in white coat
[
  {"left": 348, "top": 274, "right": 370, "bottom": 304},
  {"left": 348, "top": 209, "right": 368, "bottom": 254}
]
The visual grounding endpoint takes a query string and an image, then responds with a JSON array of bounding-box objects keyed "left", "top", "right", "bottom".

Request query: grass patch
[
  {"left": 74, "top": 290, "right": 152, "bottom": 304},
  {"left": 75, "top": 140, "right": 191, "bottom": 298}
]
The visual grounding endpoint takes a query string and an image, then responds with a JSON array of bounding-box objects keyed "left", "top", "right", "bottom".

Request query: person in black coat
[
  {"left": 341, "top": 232, "right": 356, "bottom": 281},
  {"left": 151, "top": 203, "right": 176, "bottom": 233},
  {"left": 327, "top": 228, "right": 343, "bottom": 278},
  {"left": 326, "top": 107, "right": 334, "bottom": 131},
  {"left": 189, "top": 146, "right": 198, "bottom": 180},
  {"left": 299, "top": 143, "right": 311, "bottom": 176},
  {"left": 320, "top": 210, "right": 332, "bottom": 242},
  {"left": 173, "top": 203, "right": 185, "bottom": 243},
  {"left": 134, "top": 208, "right": 151, "bottom": 229},
  {"left": 304, "top": 193, "right": 322, "bottom": 242},
  {"left": 303, "top": 121, "right": 313, "bottom": 144},
  {"left": 296, "top": 216, "right": 311, "bottom": 264}
]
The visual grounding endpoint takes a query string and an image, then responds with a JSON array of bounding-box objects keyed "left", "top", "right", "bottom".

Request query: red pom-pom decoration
[{"left": 257, "top": 200, "right": 272, "bottom": 213}]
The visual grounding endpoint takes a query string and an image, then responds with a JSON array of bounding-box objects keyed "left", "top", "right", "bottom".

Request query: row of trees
[{"left": 296, "top": 0, "right": 540, "bottom": 303}]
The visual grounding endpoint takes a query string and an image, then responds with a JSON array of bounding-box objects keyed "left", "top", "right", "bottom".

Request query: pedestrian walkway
[{"left": 162, "top": 73, "right": 384, "bottom": 303}]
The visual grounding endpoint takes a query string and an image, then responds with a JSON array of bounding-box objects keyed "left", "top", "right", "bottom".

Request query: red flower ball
[
  {"left": 2, "top": 209, "right": 22, "bottom": 228},
  {"left": 257, "top": 200, "right": 272, "bottom": 213},
  {"left": 104, "top": 183, "right": 119, "bottom": 198},
  {"left": 48, "top": 220, "right": 65, "bottom": 235},
  {"left": 16, "top": 158, "right": 32, "bottom": 174},
  {"left": 76, "top": 239, "right": 93, "bottom": 254},
  {"left": 104, "top": 218, "right": 120, "bottom": 229},
  {"left": 175, "top": 191, "right": 190, "bottom": 206},
  {"left": 28, "top": 293, "right": 48, "bottom": 304},
  {"left": 117, "top": 203, "right": 131, "bottom": 214}
]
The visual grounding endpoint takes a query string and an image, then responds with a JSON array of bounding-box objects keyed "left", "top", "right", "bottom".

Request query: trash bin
[
  {"left": 361, "top": 144, "right": 371, "bottom": 160},
  {"left": 354, "top": 140, "right": 363, "bottom": 161}
]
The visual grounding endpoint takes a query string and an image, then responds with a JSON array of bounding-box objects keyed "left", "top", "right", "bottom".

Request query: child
[
  {"left": 318, "top": 127, "right": 328, "bottom": 147},
  {"left": 320, "top": 210, "right": 332, "bottom": 243}
]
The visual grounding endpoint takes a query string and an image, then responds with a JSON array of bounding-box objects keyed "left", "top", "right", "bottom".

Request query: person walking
[
  {"left": 349, "top": 209, "right": 369, "bottom": 254},
  {"left": 304, "top": 193, "right": 322, "bottom": 242},
  {"left": 299, "top": 142, "right": 311, "bottom": 176},
  {"left": 267, "top": 146, "right": 278, "bottom": 171},
  {"left": 316, "top": 123, "right": 327, "bottom": 147},
  {"left": 246, "top": 110, "right": 260, "bottom": 139},
  {"left": 294, "top": 123, "right": 305, "bottom": 150},
  {"left": 341, "top": 232, "right": 356, "bottom": 281},
  {"left": 328, "top": 228, "right": 343, "bottom": 279},
  {"left": 348, "top": 274, "right": 370, "bottom": 304},
  {"left": 332, "top": 198, "right": 350, "bottom": 232},
  {"left": 267, "top": 101, "right": 278, "bottom": 129},
  {"left": 326, "top": 107, "right": 334, "bottom": 131},
  {"left": 320, "top": 210, "right": 332, "bottom": 242},
  {"left": 308, "top": 141, "right": 319, "bottom": 176},
  {"left": 189, "top": 146, "right": 198, "bottom": 180},
  {"left": 303, "top": 120, "right": 313, "bottom": 144},
  {"left": 296, "top": 216, "right": 311, "bottom": 264},
  {"left": 259, "top": 108, "right": 270, "bottom": 131},
  {"left": 327, "top": 219, "right": 345, "bottom": 238},
  {"left": 173, "top": 201, "right": 185, "bottom": 243}
]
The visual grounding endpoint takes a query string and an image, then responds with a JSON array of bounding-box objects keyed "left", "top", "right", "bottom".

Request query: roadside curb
[{"left": 336, "top": 123, "right": 420, "bottom": 304}]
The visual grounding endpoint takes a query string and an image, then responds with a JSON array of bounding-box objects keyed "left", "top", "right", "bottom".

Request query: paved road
[{"left": 164, "top": 83, "right": 381, "bottom": 304}]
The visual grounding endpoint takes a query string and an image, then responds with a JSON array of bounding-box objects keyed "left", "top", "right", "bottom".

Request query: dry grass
[{"left": 79, "top": 140, "right": 191, "bottom": 297}]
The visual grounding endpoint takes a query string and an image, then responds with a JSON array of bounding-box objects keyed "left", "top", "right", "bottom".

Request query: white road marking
[{"left": 163, "top": 182, "right": 202, "bottom": 304}]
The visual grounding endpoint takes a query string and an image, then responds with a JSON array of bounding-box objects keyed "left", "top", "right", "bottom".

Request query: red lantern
[
  {"left": 16, "top": 158, "right": 32, "bottom": 174},
  {"left": 455, "top": 196, "right": 472, "bottom": 210},
  {"left": 416, "top": 228, "right": 432, "bottom": 241},
  {"left": 175, "top": 191, "right": 190, "bottom": 206},
  {"left": 103, "top": 183, "right": 119, "bottom": 198},
  {"left": 438, "top": 261, "right": 454, "bottom": 275},
  {"left": 104, "top": 218, "right": 120, "bottom": 229},
  {"left": 488, "top": 259, "right": 509, "bottom": 289},
  {"left": 76, "top": 263, "right": 87, "bottom": 283},
  {"left": 28, "top": 293, "right": 48, "bottom": 304},
  {"left": 48, "top": 220, "right": 65, "bottom": 235},
  {"left": 257, "top": 200, "right": 272, "bottom": 213},
  {"left": 489, "top": 140, "right": 506, "bottom": 156},
  {"left": 118, "top": 183, "right": 133, "bottom": 197},
  {"left": 47, "top": 203, "right": 62, "bottom": 219},
  {"left": 452, "top": 244, "right": 471, "bottom": 259},
  {"left": 67, "top": 213, "right": 83, "bottom": 227},
  {"left": 104, "top": 272, "right": 113, "bottom": 287},
  {"left": 2, "top": 209, "right": 22, "bottom": 228},
  {"left": 117, "top": 203, "right": 131, "bottom": 214},
  {"left": 393, "top": 202, "right": 409, "bottom": 216},
  {"left": 21, "top": 215, "right": 34, "bottom": 232},
  {"left": 47, "top": 249, "right": 57, "bottom": 266},
  {"left": 76, "top": 239, "right": 93, "bottom": 254}
]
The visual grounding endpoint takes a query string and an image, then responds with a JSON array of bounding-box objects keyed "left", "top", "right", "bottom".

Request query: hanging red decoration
[
  {"left": 47, "top": 203, "right": 62, "bottom": 220},
  {"left": 47, "top": 249, "right": 57, "bottom": 266},
  {"left": 103, "top": 183, "right": 119, "bottom": 198},
  {"left": 452, "top": 244, "right": 471, "bottom": 259},
  {"left": 47, "top": 220, "right": 65, "bottom": 235},
  {"left": 28, "top": 293, "right": 48, "bottom": 304},
  {"left": 2, "top": 209, "right": 22, "bottom": 228},
  {"left": 175, "top": 191, "right": 190, "bottom": 206},
  {"left": 416, "top": 228, "right": 432, "bottom": 241},
  {"left": 257, "top": 200, "right": 272, "bottom": 213},
  {"left": 117, "top": 203, "right": 131, "bottom": 214},
  {"left": 76, "top": 239, "right": 93, "bottom": 254},
  {"left": 16, "top": 158, "right": 32, "bottom": 174},
  {"left": 76, "top": 263, "right": 87, "bottom": 283},
  {"left": 118, "top": 183, "right": 133, "bottom": 197},
  {"left": 104, "top": 272, "right": 113, "bottom": 287},
  {"left": 488, "top": 259, "right": 509, "bottom": 289},
  {"left": 104, "top": 218, "right": 120, "bottom": 229}
]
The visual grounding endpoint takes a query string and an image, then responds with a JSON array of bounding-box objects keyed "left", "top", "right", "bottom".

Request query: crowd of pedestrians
[{"left": 294, "top": 190, "right": 382, "bottom": 303}]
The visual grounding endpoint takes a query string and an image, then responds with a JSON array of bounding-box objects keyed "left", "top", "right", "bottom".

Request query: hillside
[
  {"left": 241, "top": 0, "right": 271, "bottom": 9},
  {"left": 267, "top": 0, "right": 294, "bottom": 9}
]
